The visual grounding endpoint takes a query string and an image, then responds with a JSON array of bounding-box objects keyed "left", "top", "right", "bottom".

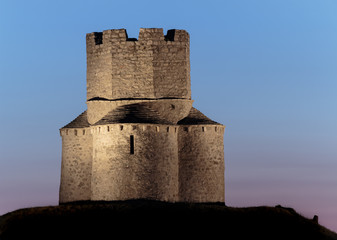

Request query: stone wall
[
  {"left": 91, "top": 124, "right": 179, "bottom": 202},
  {"left": 86, "top": 28, "right": 190, "bottom": 101},
  {"left": 152, "top": 29, "right": 190, "bottom": 98},
  {"left": 59, "top": 123, "right": 225, "bottom": 203},
  {"left": 59, "top": 128, "right": 92, "bottom": 203},
  {"left": 178, "top": 125, "right": 225, "bottom": 202}
]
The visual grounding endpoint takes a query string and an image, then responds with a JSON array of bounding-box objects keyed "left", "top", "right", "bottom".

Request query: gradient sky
[{"left": 1, "top": 0, "right": 337, "bottom": 232}]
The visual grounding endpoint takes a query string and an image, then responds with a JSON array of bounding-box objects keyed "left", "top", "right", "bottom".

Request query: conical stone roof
[
  {"left": 62, "top": 106, "right": 221, "bottom": 128},
  {"left": 62, "top": 111, "right": 90, "bottom": 128},
  {"left": 94, "top": 103, "right": 172, "bottom": 125},
  {"left": 178, "top": 107, "right": 221, "bottom": 125}
]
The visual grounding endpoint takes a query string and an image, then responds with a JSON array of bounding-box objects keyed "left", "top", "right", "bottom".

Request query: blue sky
[{"left": 1, "top": 0, "right": 337, "bottom": 232}]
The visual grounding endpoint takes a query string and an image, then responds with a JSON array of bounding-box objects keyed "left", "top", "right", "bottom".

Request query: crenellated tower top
[{"left": 86, "top": 28, "right": 191, "bottom": 101}]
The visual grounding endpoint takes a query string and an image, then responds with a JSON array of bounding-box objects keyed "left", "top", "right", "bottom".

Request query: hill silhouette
[{"left": 1, "top": 200, "right": 336, "bottom": 240}]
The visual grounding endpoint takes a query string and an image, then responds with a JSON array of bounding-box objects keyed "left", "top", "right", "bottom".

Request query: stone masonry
[{"left": 59, "top": 28, "right": 225, "bottom": 203}]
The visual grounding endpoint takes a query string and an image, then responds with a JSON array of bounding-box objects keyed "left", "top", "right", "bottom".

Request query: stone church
[{"left": 59, "top": 28, "right": 225, "bottom": 203}]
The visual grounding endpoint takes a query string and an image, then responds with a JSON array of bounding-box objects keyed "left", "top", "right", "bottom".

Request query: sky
[{"left": 1, "top": 0, "right": 337, "bottom": 232}]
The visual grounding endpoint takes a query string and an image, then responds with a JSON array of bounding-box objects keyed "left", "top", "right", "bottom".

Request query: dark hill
[{"left": 0, "top": 200, "right": 336, "bottom": 240}]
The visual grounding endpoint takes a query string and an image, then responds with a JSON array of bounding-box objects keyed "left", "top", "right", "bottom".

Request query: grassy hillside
[{"left": 0, "top": 200, "right": 336, "bottom": 240}]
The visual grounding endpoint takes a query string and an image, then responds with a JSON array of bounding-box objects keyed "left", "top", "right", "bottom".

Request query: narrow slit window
[{"left": 130, "top": 135, "right": 134, "bottom": 154}]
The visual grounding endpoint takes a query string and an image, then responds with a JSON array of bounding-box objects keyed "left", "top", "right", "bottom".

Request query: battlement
[
  {"left": 60, "top": 124, "right": 225, "bottom": 137},
  {"left": 86, "top": 28, "right": 191, "bottom": 102},
  {"left": 86, "top": 28, "right": 189, "bottom": 46}
]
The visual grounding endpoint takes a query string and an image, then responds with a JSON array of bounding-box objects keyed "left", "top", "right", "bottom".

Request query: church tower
[{"left": 59, "top": 28, "right": 225, "bottom": 203}]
